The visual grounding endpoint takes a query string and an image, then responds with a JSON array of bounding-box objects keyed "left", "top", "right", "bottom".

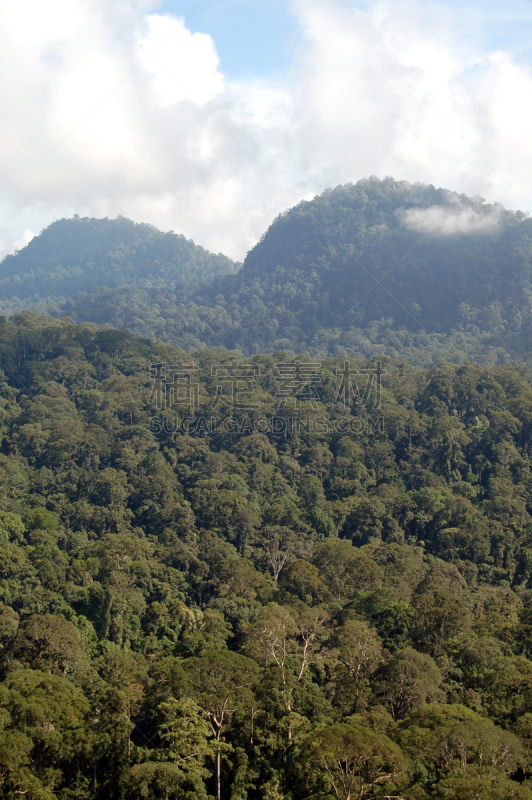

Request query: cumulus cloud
[
  {"left": 137, "top": 14, "right": 224, "bottom": 107},
  {"left": 12, "top": 229, "right": 36, "bottom": 252},
  {"left": 0, "top": 0, "right": 532, "bottom": 264},
  {"left": 397, "top": 203, "right": 503, "bottom": 235}
]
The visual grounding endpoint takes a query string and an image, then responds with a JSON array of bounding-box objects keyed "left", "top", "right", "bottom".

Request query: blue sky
[
  {"left": 160, "top": 0, "right": 532, "bottom": 78},
  {"left": 159, "top": 0, "right": 302, "bottom": 78},
  {"left": 449, "top": 0, "right": 532, "bottom": 63}
]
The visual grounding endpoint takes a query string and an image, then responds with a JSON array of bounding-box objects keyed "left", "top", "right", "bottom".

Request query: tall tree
[
  {"left": 298, "top": 723, "right": 407, "bottom": 800},
  {"left": 182, "top": 651, "right": 259, "bottom": 800}
]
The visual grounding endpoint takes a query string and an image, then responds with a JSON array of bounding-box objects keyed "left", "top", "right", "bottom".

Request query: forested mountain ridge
[
  {"left": 3, "top": 312, "right": 532, "bottom": 797},
  {"left": 55, "top": 178, "right": 532, "bottom": 366},
  {"left": 0, "top": 215, "right": 238, "bottom": 314}
]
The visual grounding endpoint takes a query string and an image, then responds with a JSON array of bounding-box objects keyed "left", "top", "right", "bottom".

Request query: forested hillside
[
  {"left": 0, "top": 216, "right": 237, "bottom": 315},
  {"left": 3, "top": 312, "right": 532, "bottom": 797},
  {"left": 57, "top": 178, "right": 532, "bottom": 366}
]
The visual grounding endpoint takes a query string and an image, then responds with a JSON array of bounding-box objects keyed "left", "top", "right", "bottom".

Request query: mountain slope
[
  {"left": 0, "top": 215, "right": 238, "bottom": 313},
  {"left": 58, "top": 178, "right": 532, "bottom": 365}
]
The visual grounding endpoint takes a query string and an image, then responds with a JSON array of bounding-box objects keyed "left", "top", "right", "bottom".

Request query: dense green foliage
[
  {"left": 54, "top": 178, "right": 532, "bottom": 366},
  {"left": 3, "top": 312, "right": 532, "bottom": 797},
  {"left": 0, "top": 215, "right": 237, "bottom": 314}
]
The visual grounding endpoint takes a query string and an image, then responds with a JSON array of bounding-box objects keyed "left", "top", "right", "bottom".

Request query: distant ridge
[
  {"left": 57, "top": 178, "right": 532, "bottom": 366},
  {"left": 4, "top": 178, "right": 532, "bottom": 366},
  {"left": 0, "top": 215, "right": 238, "bottom": 314}
]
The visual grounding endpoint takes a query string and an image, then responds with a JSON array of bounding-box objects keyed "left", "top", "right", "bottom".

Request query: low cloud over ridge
[{"left": 397, "top": 202, "right": 503, "bottom": 236}]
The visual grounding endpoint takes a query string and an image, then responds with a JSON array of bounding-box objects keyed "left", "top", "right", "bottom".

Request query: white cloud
[
  {"left": 137, "top": 14, "right": 224, "bottom": 107},
  {"left": 1, "top": 0, "right": 532, "bottom": 267},
  {"left": 13, "top": 229, "right": 36, "bottom": 252},
  {"left": 397, "top": 203, "right": 503, "bottom": 235}
]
